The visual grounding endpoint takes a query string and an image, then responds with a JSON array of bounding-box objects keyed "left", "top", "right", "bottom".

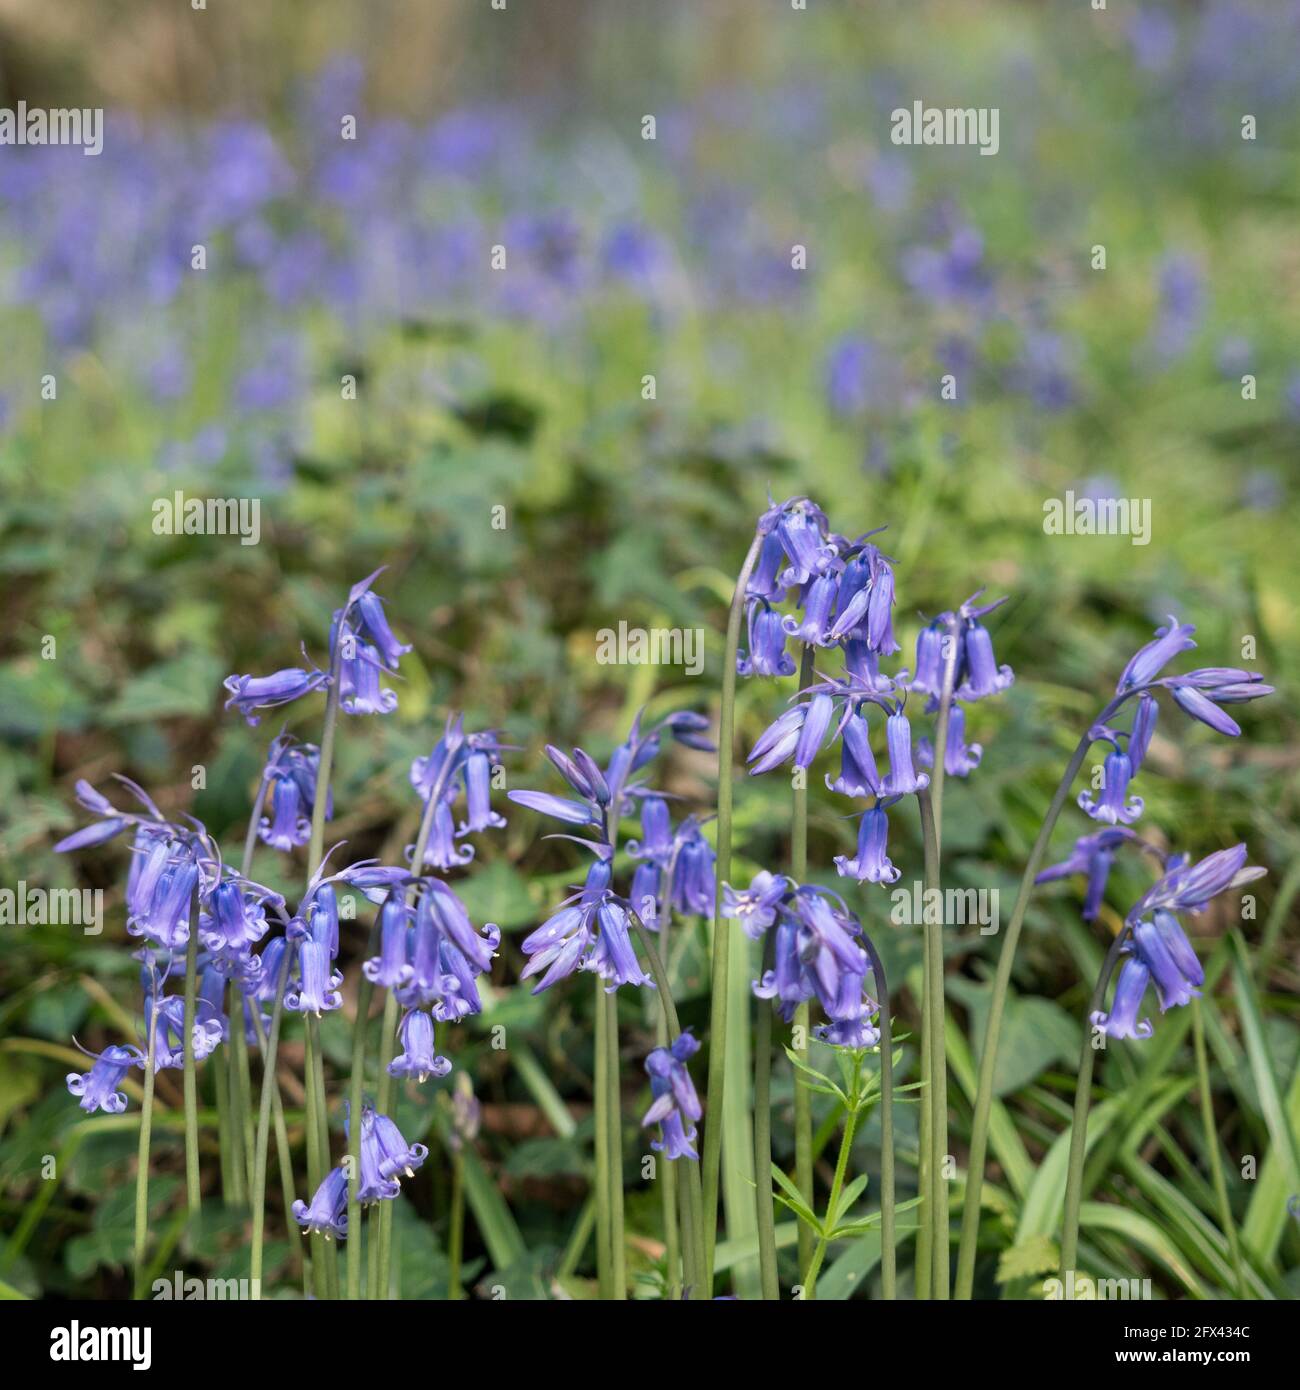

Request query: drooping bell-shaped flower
[
  {"left": 258, "top": 771, "right": 310, "bottom": 852},
  {"left": 784, "top": 572, "right": 840, "bottom": 647},
  {"left": 1090, "top": 958, "right": 1153, "bottom": 1041},
  {"left": 642, "top": 1030, "right": 703, "bottom": 1161},
  {"left": 746, "top": 531, "right": 789, "bottom": 603},
  {"left": 754, "top": 915, "right": 815, "bottom": 1020},
  {"left": 223, "top": 666, "right": 329, "bottom": 726},
  {"left": 458, "top": 750, "right": 506, "bottom": 836},
  {"left": 285, "top": 939, "right": 343, "bottom": 1015},
  {"left": 882, "top": 710, "right": 929, "bottom": 795},
  {"left": 738, "top": 601, "right": 795, "bottom": 677},
  {"left": 420, "top": 880, "right": 498, "bottom": 976},
  {"left": 387, "top": 1008, "right": 451, "bottom": 1082},
  {"left": 815, "top": 971, "right": 881, "bottom": 1050},
  {"left": 199, "top": 879, "right": 269, "bottom": 957},
  {"left": 908, "top": 620, "right": 947, "bottom": 698},
  {"left": 670, "top": 821, "right": 715, "bottom": 917},
  {"left": 1078, "top": 749, "right": 1143, "bottom": 826},
  {"left": 917, "top": 703, "right": 983, "bottom": 777},
  {"left": 351, "top": 591, "right": 412, "bottom": 672},
  {"left": 628, "top": 795, "right": 674, "bottom": 865},
  {"left": 338, "top": 638, "right": 398, "bottom": 716},
  {"left": 363, "top": 892, "right": 413, "bottom": 990},
  {"left": 587, "top": 901, "right": 654, "bottom": 991},
  {"left": 292, "top": 1166, "right": 349, "bottom": 1239},
  {"left": 66, "top": 1043, "right": 145, "bottom": 1114},
  {"left": 1132, "top": 843, "right": 1258, "bottom": 919},
  {"left": 1130, "top": 917, "right": 1200, "bottom": 1011},
  {"left": 1036, "top": 828, "right": 1139, "bottom": 923},
  {"left": 520, "top": 904, "right": 592, "bottom": 994},
  {"left": 834, "top": 806, "right": 900, "bottom": 885},
  {"left": 864, "top": 554, "right": 900, "bottom": 656},
  {"left": 128, "top": 855, "right": 200, "bottom": 950},
  {"left": 1117, "top": 617, "right": 1196, "bottom": 692},
  {"left": 1128, "top": 693, "right": 1158, "bottom": 772},
  {"left": 826, "top": 711, "right": 880, "bottom": 797},
  {"left": 955, "top": 621, "right": 1014, "bottom": 701},
  {"left": 370, "top": 1109, "right": 429, "bottom": 1181}
]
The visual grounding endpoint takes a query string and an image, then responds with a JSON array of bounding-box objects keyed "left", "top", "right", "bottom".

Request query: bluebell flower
[
  {"left": 908, "top": 619, "right": 947, "bottom": 698},
  {"left": 292, "top": 1166, "right": 349, "bottom": 1239},
  {"left": 788, "top": 888, "right": 870, "bottom": 1021},
  {"left": 825, "top": 711, "right": 881, "bottom": 796},
  {"left": 1129, "top": 693, "right": 1158, "bottom": 772},
  {"left": 955, "top": 620, "right": 1014, "bottom": 701},
  {"left": 918, "top": 703, "right": 983, "bottom": 777},
  {"left": 738, "top": 601, "right": 795, "bottom": 677},
  {"left": 746, "top": 532, "right": 789, "bottom": 603},
  {"left": 747, "top": 705, "right": 807, "bottom": 775},
  {"left": 222, "top": 667, "right": 329, "bottom": 725},
  {"left": 835, "top": 806, "right": 900, "bottom": 885},
  {"left": 628, "top": 795, "right": 674, "bottom": 865},
  {"left": 587, "top": 901, "right": 654, "bottom": 991},
  {"left": 351, "top": 591, "right": 411, "bottom": 672},
  {"left": 419, "top": 879, "right": 499, "bottom": 976},
  {"left": 144, "top": 989, "right": 225, "bottom": 1070},
  {"left": 128, "top": 853, "right": 200, "bottom": 950},
  {"left": 642, "top": 1030, "right": 702, "bottom": 1161},
  {"left": 198, "top": 879, "right": 271, "bottom": 957},
  {"left": 387, "top": 1008, "right": 451, "bottom": 1082},
  {"left": 66, "top": 1043, "right": 144, "bottom": 1113},
  {"left": 53, "top": 818, "right": 128, "bottom": 853},
  {"left": 784, "top": 572, "right": 840, "bottom": 647},
  {"left": 507, "top": 789, "right": 598, "bottom": 827},
  {"left": 844, "top": 636, "right": 895, "bottom": 693},
  {"left": 284, "top": 939, "right": 343, "bottom": 1016},
  {"left": 670, "top": 820, "right": 715, "bottom": 917},
  {"left": 754, "top": 915, "right": 813, "bottom": 1020},
  {"left": 881, "top": 709, "right": 929, "bottom": 795},
  {"left": 308, "top": 884, "right": 340, "bottom": 958},
  {"left": 1131, "top": 843, "right": 1259, "bottom": 919},
  {"left": 772, "top": 500, "right": 834, "bottom": 587},
  {"left": 362, "top": 892, "right": 413, "bottom": 990},
  {"left": 520, "top": 903, "right": 593, "bottom": 994},
  {"left": 630, "top": 860, "right": 661, "bottom": 924},
  {"left": 1117, "top": 617, "right": 1197, "bottom": 692},
  {"left": 814, "top": 971, "right": 881, "bottom": 1049},
  {"left": 862, "top": 550, "right": 899, "bottom": 656},
  {"left": 414, "top": 800, "right": 476, "bottom": 870},
  {"left": 1129, "top": 915, "right": 1200, "bottom": 1011},
  {"left": 459, "top": 750, "right": 506, "bottom": 835},
  {"left": 337, "top": 638, "right": 398, "bottom": 715},
  {"left": 1090, "top": 959, "right": 1154, "bottom": 1041},
  {"left": 1078, "top": 748, "right": 1143, "bottom": 826},
  {"left": 430, "top": 938, "right": 489, "bottom": 1022},
  {"left": 259, "top": 771, "right": 311, "bottom": 851},
  {"left": 1036, "top": 827, "right": 1142, "bottom": 923},
  {"left": 721, "top": 871, "right": 789, "bottom": 938},
  {"left": 369, "top": 1109, "right": 429, "bottom": 1182}
]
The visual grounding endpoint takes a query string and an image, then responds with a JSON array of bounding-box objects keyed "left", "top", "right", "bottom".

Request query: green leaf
[
  {"left": 771, "top": 1163, "right": 821, "bottom": 1232},
  {"left": 1079, "top": 1203, "right": 1207, "bottom": 1298},
  {"left": 997, "top": 1232, "right": 1059, "bottom": 1284},
  {"left": 101, "top": 651, "right": 223, "bottom": 725}
]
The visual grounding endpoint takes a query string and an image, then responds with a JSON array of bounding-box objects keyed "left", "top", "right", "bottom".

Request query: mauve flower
[
  {"left": 338, "top": 639, "right": 398, "bottom": 715},
  {"left": 53, "top": 818, "right": 127, "bottom": 853},
  {"left": 1091, "top": 958, "right": 1154, "bottom": 1041},
  {"left": 144, "top": 991, "right": 225, "bottom": 1070},
  {"left": 882, "top": 710, "right": 929, "bottom": 795},
  {"left": 363, "top": 892, "right": 414, "bottom": 990},
  {"left": 670, "top": 821, "right": 715, "bottom": 917},
  {"left": 292, "top": 1166, "right": 349, "bottom": 1239},
  {"left": 66, "top": 1043, "right": 144, "bottom": 1114},
  {"left": 370, "top": 1109, "right": 429, "bottom": 1180},
  {"left": 387, "top": 1008, "right": 450, "bottom": 1082},
  {"left": 351, "top": 591, "right": 411, "bottom": 672},
  {"left": 835, "top": 806, "right": 900, "bottom": 885},
  {"left": 784, "top": 572, "right": 841, "bottom": 647},
  {"left": 1129, "top": 693, "right": 1159, "bottom": 772},
  {"left": 1131, "top": 843, "right": 1259, "bottom": 919},
  {"left": 746, "top": 531, "right": 789, "bottom": 603},
  {"left": 908, "top": 620, "right": 947, "bottom": 698},
  {"left": 199, "top": 879, "right": 270, "bottom": 956},
  {"left": 1037, "top": 828, "right": 1141, "bottom": 923},
  {"left": 259, "top": 771, "right": 310, "bottom": 851},
  {"left": 1078, "top": 749, "right": 1143, "bottom": 826},
  {"left": 458, "top": 750, "right": 506, "bottom": 836},
  {"left": 955, "top": 621, "right": 1014, "bottom": 701},
  {"left": 1117, "top": 617, "right": 1197, "bottom": 692},
  {"left": 128, "top": 856, "right": 200, "bottom": 950},
  {"left": 815, "top": 971, "right": 881, "bottom": 1049},
  {"left": 918, "top": 703, "right": 982, "bottom": 778},
  {"left": 223, "top": 666, "right": 328, "bottom": 725},
  {"left": 826, "top": 711, "right": 881, "bottom": 797},
  {"left": 738, "top": 601, "right": 795, "bottom": 677},
  {"left": 587, "top": 901, "right": 654, "bottom": 991},
  {"left": 285, "top": 939, "right": 343, "bottom": 1015},
  {"left": 642, "top": 1030, "right": 703, "bottom": 1161},
  {"left": 721, "top": 870, "right": 790, "bottom": 938},
  {"left": 773, "top": 502, "right": 834, "bottom": 587},
  {"left": 1130, "top": 915, "right": 1200, "bottom": 1011},
  {"left": 754, "top": 915, "right": 814, "bottom": 1020}
]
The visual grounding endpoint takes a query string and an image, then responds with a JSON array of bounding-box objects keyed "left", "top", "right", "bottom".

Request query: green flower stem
[
  {"left": 1060, "top": 927, "right": 1127, "bottom": 1279},
  {"left": 250, "top": 945, "right": 292, "bottom": 1298},
  {"left": 181, "top": 925, "right": 202, "bottom": 1215},
  {"left": 631, "top": 914, "right": 708, "bottom": 1297},
  {"left": 657, "top": 899, "right": 682, "bottom": 1292},
  {"left": 132, "top": 1000, "right": 160, "bottom": 1301},
  {"left": 231, "top": 1021, "right": 255, "bottom": 1195},
  {"left": 927, "top": 617, "right": 960, "bottom": 854},
  {"left": 248, "top": 1006, "right": 302, "bottom": 1279},
  {"left": 702, "top": 529, "right": 764, "bottom": 1281},
  {"left": 372, "top": 989, "right": 399, "bottom": 1295},
  {"left": 345, "top": 927, "right": 379, "bottom": 1300},
  {"left": 213, "top": 1045, "right": 235, "bottom": 1202},
  {"left": 593, "top": 980, "right": 613, "bottom": 1297},
  {"left": 301, "top": 1014, "right": 333, "bottom": 1299},
  {"left": 791, "top": 641, "right": 816, "bottom": 1278},
  {"left": 448, "top": 1145, "right": 466, "bottom": 1299},
  {"left": 954, "top": 692, "right": 1132, "bottom": 1299},
  {"left": 557, "top": 1193, "right": 596, "bottom": 1281},
  {"left": 752, "top": 930, "right": 779, "bottom": 1299},
  {"left": 860, "top": 934, "right": 896, "bottom": 1299},
  {"left": 801, "top": 1054, "right": 862, "bottom": 1301},
  {"left": 1192, "top": 999, "right": 1247, "bottom": 1299},
  {"left": 604, "top": 989, "right": 627, "bottom": 1299},
  {"left": 917, "top": 788, "right": 949, "bottom": 1298},
  {"left": 916, "top": 949, "right": 933, "bottom": 1300}
]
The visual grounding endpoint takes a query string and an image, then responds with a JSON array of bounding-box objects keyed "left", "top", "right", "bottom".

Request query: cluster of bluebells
[
  {"left": 740, "top": 495, "right": 1014, "bottom": 889},
  {"left": 723, "top": 873, "right": 882, "bottom": 1050},
  {"left": 508, "top": 709, "right": 713, "bottom": 996},
  {"left": 1037, "top": 617, "right": 1273, "bottom": 1040},
  {"left": 642, "top": 1031, "right": 703, "bottom": 1161},
  {"left": 57, "top": 569, "right": 507, "bottom": 1241}
]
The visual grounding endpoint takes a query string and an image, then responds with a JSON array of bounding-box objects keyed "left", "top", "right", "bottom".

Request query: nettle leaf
[{"left": 997, "top": 1232, "right": 1059, "bottom": 1284}]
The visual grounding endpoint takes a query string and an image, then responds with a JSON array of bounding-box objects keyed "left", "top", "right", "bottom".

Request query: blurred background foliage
[{"left": 0, "top": 0, "right": 1297, "bottom": 1299}]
